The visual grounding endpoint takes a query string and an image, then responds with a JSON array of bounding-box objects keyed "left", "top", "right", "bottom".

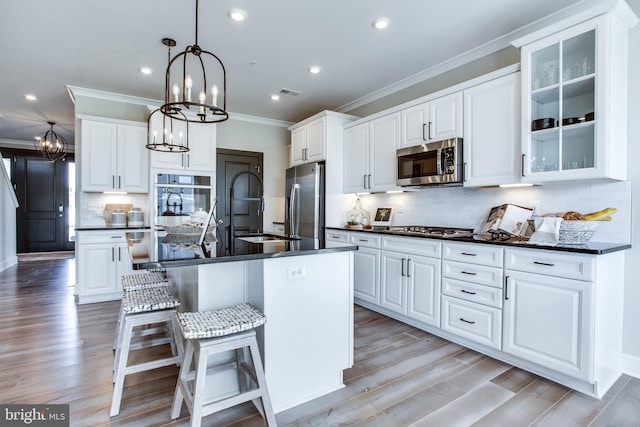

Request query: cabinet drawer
[
  {"left": 442, "top": 260, "right": 503, "bottom": 288},
  {"left": 505, "top": 248, "right": 594, "bottom": 281},
  {"left": 325, "top": 230, "right": 348, "bottom": 243},
  {"left": 442, "top": 278, "right": 503, "bottom": 308},
  {"left": 443, "top": 242, "right": 503, "bottom": 267},
  {"left": 441, "top": 295, "right": 502, "bottom": 349},
  {"left": 77, "top": 231, "right": 126, "bottom": 244},
  {"left": 349, "top": 232, "right": 381, "bottom": 249},
  {"left": 381, "top": 235, "right": 441, "bottom": 258}
]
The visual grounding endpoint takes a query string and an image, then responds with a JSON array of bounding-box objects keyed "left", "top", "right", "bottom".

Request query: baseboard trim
[
  {"left": 622, "top": 353, "right": 640, "bottom": 379},
  {"left": 0, "top": 256, "right": 18, "bottom": 272}
]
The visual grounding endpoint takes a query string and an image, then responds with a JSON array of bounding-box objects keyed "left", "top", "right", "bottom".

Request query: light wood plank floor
[{"left": 1, "top": 258, "right": 639, "bottom": 426}]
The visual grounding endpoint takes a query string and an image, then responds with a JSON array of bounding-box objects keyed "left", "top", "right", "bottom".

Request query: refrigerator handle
[{"left": 288, "top": 183, "right": 298, "bottom": 236}]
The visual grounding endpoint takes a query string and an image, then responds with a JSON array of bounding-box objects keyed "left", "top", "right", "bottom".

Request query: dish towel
[{"left": 528, "top": 217, "right": 563, "bottom": 246}]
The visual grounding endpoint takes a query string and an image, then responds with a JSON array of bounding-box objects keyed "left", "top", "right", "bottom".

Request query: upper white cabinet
[
  {"left": 148, "top": 116, "right": 216, "bottom": 173},
  {"left": 290, "top": 117, "right": 324, "bottom": 166},
  {"left": 400, "top": 92, "right": 463, "bottom": 148},
  {"left": 81, "top": 119, "right": 148, "bottom": 193},
  {"left": 463, "top": 72, "right": 521, "bottom": 187},
  {"left": 343, "top": 113, "right": 400, "bottom": 193},
  {"left": 514, "top": 6, "right": 637, "bottom": 183}
]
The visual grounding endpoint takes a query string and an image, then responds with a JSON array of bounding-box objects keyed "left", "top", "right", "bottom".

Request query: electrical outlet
[
  {"left": 287, "top": 265, "right": 306, "bottom": 280},
  {"left": 88, "top": 202, "right": 105, "bottom": 212},
  {"left": 529, "top": 200, "right": 541, "bottom": 216}
]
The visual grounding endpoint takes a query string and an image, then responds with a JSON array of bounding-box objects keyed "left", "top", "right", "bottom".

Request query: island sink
[{"left": 237, "top": 234, "right": 298, "bottom": 244}]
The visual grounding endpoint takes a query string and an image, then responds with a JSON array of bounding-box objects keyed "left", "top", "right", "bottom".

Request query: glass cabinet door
[{"left": 526, "top": 29, "right": 596, "bottom": 176}]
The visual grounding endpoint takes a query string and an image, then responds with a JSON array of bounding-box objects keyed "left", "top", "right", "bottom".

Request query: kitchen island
[{"left": 127, "top": 231, "right": 356, "bottom": 413}]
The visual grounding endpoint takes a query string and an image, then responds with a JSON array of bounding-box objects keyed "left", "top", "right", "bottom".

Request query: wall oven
[
  {"left": 396, "top": 137, "right": 463, "bottom": 186},
  {"left": 154, "top": 173, "right": 213, "bottom": 226}
]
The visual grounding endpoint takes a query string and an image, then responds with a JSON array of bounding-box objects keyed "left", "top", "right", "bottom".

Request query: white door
[
  {"left": 407, "top": 254, "right": 441, "bottom": 326},
  {"left": 380, "top": 250, "right": 406, "bottom": 314},
  {"left": 186, "top": 122, "right": 216, "bottom": 172},
  {"left": 81, "top": 120, "right": 117, "bottom": 192},
  {"left": 117, "top": 124, "right": 149, "bottom": 192},
  {"left": 464, "top": 73, "right": 521, "bottom": 187},
  {"left": 353, "top": 246, "right": 380, "bottom": 304},
  {"left": 401, "top": 103, "right": 429, "bottom": 148},
  {"left": 305, "top": 118, "right": 325, "bottom": 162},
  {"left": 343, "top": 124, "right": 369, "bottom": 193},
  {"left": 369, "top": 113, "right": 400, "bottom": 192},
  {"left": 429, "top": 92, "right": 463, "bottom": 141},
  {"left": 503, "top": 270, "right": 592, "bottom": 380},
  {"left": 290, "top": 126, "right": 307, "bottom": 166},
  {"left": 78, "top": 243, "right": 117, "bottom": 295},
  {"left": 148, "top": 116, "right": 188, "bottom": 170}
]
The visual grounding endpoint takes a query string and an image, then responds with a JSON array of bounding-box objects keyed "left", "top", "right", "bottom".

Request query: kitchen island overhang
[{"left": 127, "top": 230, "right": 356, "bottom": 413}]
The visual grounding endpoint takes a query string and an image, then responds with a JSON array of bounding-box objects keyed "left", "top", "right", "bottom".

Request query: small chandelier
[
  {"left": 147, "top": 38, "right": 190, "bottom": 153},
  {"left": 160, "top": 0, "right": 228, "bottom": 124},
  {"left": 34, "top": 122, "right": 68, "bottom": 161}
]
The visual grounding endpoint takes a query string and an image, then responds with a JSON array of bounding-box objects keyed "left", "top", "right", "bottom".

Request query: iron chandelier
[{"left": 34, "top": 122, "right": 68, "bottom": 162}]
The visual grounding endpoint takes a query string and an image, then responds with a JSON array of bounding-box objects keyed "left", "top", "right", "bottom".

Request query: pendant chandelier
[
  {"left": 34, "top": 122, "right": 68, "bottom": 161},
  {"left": 147, "top": 38, "right": 190, "bottom": 153},
  {"left": 160, "top": 0, "right": 228, "bottom": 125}
]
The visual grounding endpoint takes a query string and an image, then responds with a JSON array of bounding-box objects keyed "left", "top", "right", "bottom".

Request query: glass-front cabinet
[{"left": 515, "top": 5, "right": 637, "bottom": 183}]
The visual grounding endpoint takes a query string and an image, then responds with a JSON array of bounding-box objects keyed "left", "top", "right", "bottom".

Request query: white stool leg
[
  {"left": 189, "top": 341, "right": 208, "bottom": 427},
  {"left": 248, "top": 337, "right": 277, "bottom": 426},
  {"left": 171, "top": 339, "right": 194, "bottom": 420},
  {"left": 113, "top": 299, "right": 125, "bottom": 350},
  {"left": 110, "top": 316, "right": 133, "bottom": 417}
]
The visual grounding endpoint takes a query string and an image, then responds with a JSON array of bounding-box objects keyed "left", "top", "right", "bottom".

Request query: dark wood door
[
  {"left": 12, "top": 150, "right": 74, "bottom": 253},
  {"left": 216, "top": 149, "right": 263, "bottom": 247}
]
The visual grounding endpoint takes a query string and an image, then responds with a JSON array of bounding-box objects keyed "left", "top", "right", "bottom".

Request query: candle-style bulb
[
  {"left": 172, "top": 84, "right": 180, "bottom": 102},
  {"left": 212, "top": 84, "right": 219, "bottom": 107},
  {"left": 185, "top": 75, "right": 193, "bottom": 101},
  {"left": 199, "top": 91, "right": 206, "bottom": 103}
]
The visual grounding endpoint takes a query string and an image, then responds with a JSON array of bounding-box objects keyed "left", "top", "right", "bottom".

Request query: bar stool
[
  {"left": 110, "top": 284, "right": 183, "bottom": 417},
  {"left": 113, "top": 271, "right": 170, "bottom": 350},
  {"left": 171, "top": 303, "right": 276, "bottom": 427}
]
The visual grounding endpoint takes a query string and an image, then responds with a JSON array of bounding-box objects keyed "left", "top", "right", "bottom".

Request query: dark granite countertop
[
  {"left": 326, "top": 226, "right": 630, "bottom": 255},
  {"left": 128, "top": 230, "right": 356, "bottom": 269}
]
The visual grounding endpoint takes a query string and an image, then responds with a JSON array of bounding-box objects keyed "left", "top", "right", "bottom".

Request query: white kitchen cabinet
[
  {"left": 514, "top": 6, "right": 636, "bottom": 183},
  {"left": 81, "top": 119, "right": 148, "bottom": 193},
  {"left": 400, "top": 92, "right": 463, "bottom": 148},
  {"left": 148, "top": 117, "right": 216, "bottom": 173},
  {"left": 502, "top": 247, "right": 625, "bottom": 396},
  {"left": 349, "top": 232, "right": 380, "bottom": 304},
  {"left": 289, "top": 117, "right": 324, "bottom": 166},
  {"left": 76, "top": 230, "right": 139, "bottom": 304},
  {"left": 463, "top": 72, "right": 521, "bottom": 187},
  {"left": 441, "top": 242, "right": 504, "bottom": 349},
  {"left": 325, "top": 229, "right": 349, "bottom": 243},
  {"left": 343, "top": 113, "right": 400, "bottom": 193},
  {"left": 380, "top": 236, "right": 441, "bottom": 327}
]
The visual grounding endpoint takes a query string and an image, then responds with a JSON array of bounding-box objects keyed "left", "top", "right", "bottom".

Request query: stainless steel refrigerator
[{"left": 285, "top": 162, "right": 325, "bottom": 238}]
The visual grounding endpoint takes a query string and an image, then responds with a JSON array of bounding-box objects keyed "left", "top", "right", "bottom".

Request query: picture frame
[{"left": 372, "top": 207, "right": 394, "bottom": 227}]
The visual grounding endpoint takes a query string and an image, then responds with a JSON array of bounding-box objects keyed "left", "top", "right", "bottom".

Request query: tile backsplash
[
  {"left": 79, "top": 193, "right": 149, "bottom": 226},
  {"left": 354, "top": 180, "right": 632, "bottom": 244}
]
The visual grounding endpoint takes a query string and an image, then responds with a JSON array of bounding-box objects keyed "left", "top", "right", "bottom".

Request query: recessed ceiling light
[
  {"left": 270, "top": 94, "right": 280, "bottom": 101},
  {"left": 228, "top": 9, "right": 246, "bottom": 21},
  {"left": 139, "top": 66, "right": 152, "bottom": 75},
  {"left": 24, "top": 94, "right": 37, "bottom": 101},
  {"left": 372, "top": 17, "right": 390, "bottom": 30},
  {"left": 308, "top": 66, "right": 321, "bottom": 74}
]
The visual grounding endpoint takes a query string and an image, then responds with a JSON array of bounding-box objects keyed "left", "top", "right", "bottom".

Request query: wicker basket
[
  {"left": 163, "top": 223, "right": 215, "bottom": 235},
  {"left": 558, "top": 220, "right": 599, "bottom": 244}
]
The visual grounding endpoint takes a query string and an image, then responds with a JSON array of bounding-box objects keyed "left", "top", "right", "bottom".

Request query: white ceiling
[{"left": 0, "top": 0, "right": 594, "bottom": 146}]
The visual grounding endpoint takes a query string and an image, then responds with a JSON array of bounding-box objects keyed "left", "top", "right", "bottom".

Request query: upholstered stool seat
[
  {"left": 171, "top": 303, "right": 276, "bottom": 427},
  {"left": 110, "top": 283, "right": 183, "bottom": 417}
]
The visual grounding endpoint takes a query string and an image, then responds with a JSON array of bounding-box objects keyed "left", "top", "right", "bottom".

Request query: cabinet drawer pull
[
  {"left": 407, "top": 259, "right": 412, "bottom": 278},
  {"left": 401, "top": 258, "right": 406, "bottom": 277},
  {"left": 112, "top": 247, "right": 115, "bottom": 262},
  {"left": 461, "top": 271, "right": 477, "bottom": 276},
  {"left": 521, "top": 153, "right": 526, "bottom": 177},
  {"left": 504, "top": 275, "right": 509, "bottom": 300},
  {"left": 533, "top": 261, "right": 555, "bottom": 267},
  {"left": 461, "top": 289, "right": 477, "bottom": 295},
  {"left": 461, "top": 252, "right": 477, "bottom": 256},
  {"left": 118, "top": 175, "right": 122, "bottom": 189},
  {"left": 358, "top": 239, "right": 369, "bottom": 242},
  {"left": 112, "top": 175, "right": 116, "bottom": 189},
  {"left": 459, "top": 318, "right": 475, "bottom": 324},
  {"left": 428, "top": 121, "right": 433, "bottom": 140},
  {"left": 363, "top": 175, "right": 367, "bottom": 189},
  {"left": 422, "top": 123, "right": 427, "bottom": 141}
]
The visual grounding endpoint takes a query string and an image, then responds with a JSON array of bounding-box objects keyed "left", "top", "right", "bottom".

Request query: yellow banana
[{"left": 583, "top": 207, "right": 617, "bottom": 221}]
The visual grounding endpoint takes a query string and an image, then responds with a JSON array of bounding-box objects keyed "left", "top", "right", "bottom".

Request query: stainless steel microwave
[{"left": 396, "top": 138, "right": 462, "bottom": 186}]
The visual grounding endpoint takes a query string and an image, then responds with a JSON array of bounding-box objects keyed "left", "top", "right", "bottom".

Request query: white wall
[
  {"left": 0, "top": 160, "right": 18, "bottom": 270},
  {"left": 216, "top": 118, "right": 289, "bottom": 232}
]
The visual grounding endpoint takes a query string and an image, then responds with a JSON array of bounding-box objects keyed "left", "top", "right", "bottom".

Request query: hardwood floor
[{"left": 1, "top": 258, "right": 639, "bottom": 426}]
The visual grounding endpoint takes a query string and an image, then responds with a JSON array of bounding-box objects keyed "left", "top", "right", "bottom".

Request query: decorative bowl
[{"left": 558, "top": 220, "right": 599, "bottom": 244}]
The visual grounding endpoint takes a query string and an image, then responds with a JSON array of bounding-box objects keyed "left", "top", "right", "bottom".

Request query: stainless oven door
[{"left": 396, "top": 138, "right": 461, "bottom": 186}]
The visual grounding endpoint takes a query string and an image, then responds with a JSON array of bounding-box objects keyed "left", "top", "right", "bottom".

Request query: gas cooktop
[{"left": 388, "top": 225, "right": 475, "bottom": 238}]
